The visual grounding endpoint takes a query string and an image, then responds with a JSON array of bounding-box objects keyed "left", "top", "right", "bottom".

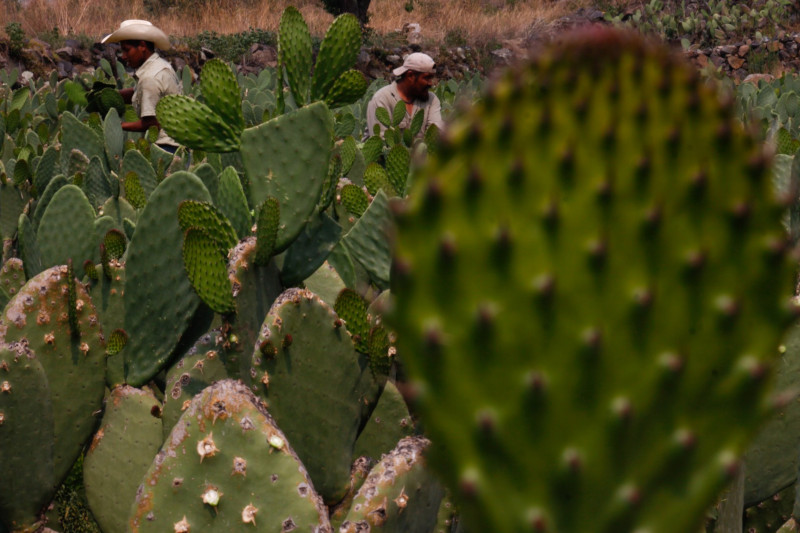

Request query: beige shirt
[
  {"left": 366, "top": 81, "right": 444, "bottom": 139},
  {"left": 133, "top": 53, "right": 181, "bottom": 147}
]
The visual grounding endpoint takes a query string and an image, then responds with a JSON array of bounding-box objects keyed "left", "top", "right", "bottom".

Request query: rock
[
  {"left": 696, "top": 53, "right": 708, "bottom": 68},
  {"left": 386, "top": 54, "right": 401, "bottom": 65},
  {"left": 491, "top": 48, "right": 513, "bottom": 64},
  {"left": 743, "top": 73, "right": 774, "bottom": 85},
  {"left": 727, "top": 55, "right": 745, "bottom": 69},
  {"left": 738, "top": 44, "right": 750, "bottom": 57},
  {"left": 20, "top": 71, "right": 34, "bottom": 83},
  {"left": 247, "top": 46, "right": 278, "bottom": 69},
  {"left": 57, "top": 60, "right": 73, "bottom": 78}
]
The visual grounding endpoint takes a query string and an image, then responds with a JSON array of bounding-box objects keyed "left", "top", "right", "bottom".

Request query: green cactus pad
[
  {"left": 353, "top": 380, "right": 415, "bottom": 462},
  {"left": 104, "top": 108, "right": 124, "bottom": 170},
  {"left": 217, "top": 166, "right": 252, "bottom": 239},
  {"left": 0, "top": 346, "right": 55, "bottom": 532},
  {"left": 279, "top": 6, "right": 313, "bottom": 107},
  {"left": 364, "top": 162, "right": 392, "bottom": 196},
  {"left": 324, "top": 69, "right": 368, "bottom": 109},
  {"left": 303, "top": 261, "right": 346, "bottom": 308},
  {"left": 130, "top": 380, "right": 331, "bottom": 532},
  {"left": 334, "top": 288, "right": 370, "bottom": 352},
  {"left": 240, "top": 101, "right": 334, "bottom": 252},
  {"left": 227, "top": 238, "right": 284, "bottom": 382},
  {"left": 341, "top": 183, "right": 369, "bottom": 217},
  {"left": 361, "top": 135, "right": 383, "bottom": 165},
  {"left": 18, "top": 213, "right": 43, "bottom": 279},
  {"left": 36, "top": 184, "right": 97, "bottom": 270},
  {"left": 342, "top": 189, "right": 392, "bottom": 289},
  {"left": 32, "top": 173, "right": 68, "bottom": 230},
  {"left": 390, "top": 28, "right": 797, "bottom": 532},
  {"left": 156, "top": 95, "right": 241, "bottom": 153},
  {"left": 183, "top": 227, "right": 236, "bottom": 314},
  {"left": 1, "top": 265, "right": 106, "bottom": 507},
  {"left": 310, "top": 14, "right": 362, "bottom": 102},
  {"left": 319, "top": 153, "right": 343, "bottom": 211},
  {"left": 87, "top": 261, "right": 126, "bottom": 386},
  {"left": 0, "top": 258, "right": 25, "bottom": 310},
  {"left": 200, "top": 59, "right": 245, "bottom": 135},
  {"left": 83, "top": 386, "right": 163, "bottom": 533},
  {"left": 255, "top": 197, "right": 280, "bottom": 266},
  {"left": 161, "top": 332, "right": 230, "bottom": 438},
  {"left": 279, "top": 212, "right": 341, "bottom": 286},
  {"left": 33, "top": 145, "right": 60, "bottom": 194},
  {"left": 178, "top": 200, "right": 239, "bottom": 254},
  {"left": 84, "top": 156, "right": 112, "bottom": 209},
  {"left": 251, "top": 288, "right": 381, "bottom": 504},
  {"left": 340, "top": 436, "right": 444, "bottom": 533},
  {"left": 123, "top": 171, "right": 147, "bottom": 210},
  {"left": 743, "top": 324, "right": 800, "bottom": 506},
  {"left": 339, "top": 136, "right": 358, "bottom": 176},
  {"left": 744, "top": 484, "right": 794, "bottom": 533},
  {"left": 60, "top": 112, "right": 105, "bottom": 173},
  {"left": 385, "top": 143, "right": 410, "bottom": 196},
  {"left": 124, "top": 171, "right": 212, "bottom": 386},
  {"left": 120, "top": 149, "right": 157, "bottom": 199}
]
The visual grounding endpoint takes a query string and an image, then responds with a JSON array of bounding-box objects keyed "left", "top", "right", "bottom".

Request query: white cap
[
  {"left": 101, "top": 20, "right": 171, "bottom": 50},
  {"left": 392, "top": 52, "right": 436, "bottom": 76}
]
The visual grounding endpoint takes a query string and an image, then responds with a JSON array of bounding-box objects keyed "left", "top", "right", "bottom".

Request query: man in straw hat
[
  {"left": 102, "top": 20, "right": 181, "bottom": 153},
  {"left": 366, "top": 52, "right": 443, "bottom": 139}
]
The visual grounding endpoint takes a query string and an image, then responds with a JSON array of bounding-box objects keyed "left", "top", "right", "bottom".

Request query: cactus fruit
[
  {"left": 251, "top": 288, "right": 382, "bottom": 504},
  {"left": 390, "top": 28, "right": 797, "bottom": 532},
  {"left": 130, "top": 379, "right": 331, "bottom": 532},
  {"left": 339, "top": 436, "right": 444, "bottom": 533},
  {"left": 83, "top": 386, "right": 163, "bottom": 533}
]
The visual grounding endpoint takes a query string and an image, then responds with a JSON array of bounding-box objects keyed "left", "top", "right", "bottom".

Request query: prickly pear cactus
[
  {"left": 391, "top": 28, "right": 797, "bottom": 532},
  {"left": 130, "top": 379, "right": 331, "bottom": 532},
  {"left": 83, "top": 386, "right": 163, "bottom": 533}
]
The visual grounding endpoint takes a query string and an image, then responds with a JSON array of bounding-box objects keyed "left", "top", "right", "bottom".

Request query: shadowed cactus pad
[{"left": 391, "top": 28, "right": 797, "bottom": 533}]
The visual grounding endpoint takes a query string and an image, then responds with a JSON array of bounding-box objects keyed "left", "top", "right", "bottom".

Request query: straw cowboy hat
[{"left": 101, "top": 20, "right": 171, "bottom": 50}]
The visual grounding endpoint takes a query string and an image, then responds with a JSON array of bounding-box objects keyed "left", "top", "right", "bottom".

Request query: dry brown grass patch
[{"left": 2, "top": 0, "right": 590, "bottom": 45}]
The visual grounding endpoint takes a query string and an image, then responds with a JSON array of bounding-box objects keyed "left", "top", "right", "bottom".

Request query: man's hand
[{"left": 121, "top": 115, "right": 159, "bottom": 132}]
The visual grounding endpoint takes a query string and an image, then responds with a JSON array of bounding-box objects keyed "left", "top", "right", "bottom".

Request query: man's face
[
  {"left": 407, "top": 72, "right": 435, "bottom": 102},
  {"left": 120, "top": 41, "right": 147, "bottom": 68}
]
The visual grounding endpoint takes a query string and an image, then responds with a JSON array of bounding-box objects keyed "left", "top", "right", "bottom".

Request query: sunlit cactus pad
[{"left": 391, "top": 28, "right": 797, "bottom": 533}]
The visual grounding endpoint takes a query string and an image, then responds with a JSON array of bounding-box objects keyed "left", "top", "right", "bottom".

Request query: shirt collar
[{"left": 134, "top": 52, "right": 161, "bottom": 80}]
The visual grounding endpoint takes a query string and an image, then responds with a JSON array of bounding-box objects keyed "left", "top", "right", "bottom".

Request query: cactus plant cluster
[{"left": 0, "top": 9, "right": 799, "bottom": 533}]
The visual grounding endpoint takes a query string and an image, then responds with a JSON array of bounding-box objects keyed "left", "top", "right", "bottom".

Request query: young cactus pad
[{"left": 390, "top": 28, "right": 797, "bottom": 532}]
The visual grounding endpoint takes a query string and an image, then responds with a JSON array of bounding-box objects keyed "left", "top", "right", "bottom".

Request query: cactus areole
[{"left": 391, "top": 28, "right": 798, "bottom": 532}]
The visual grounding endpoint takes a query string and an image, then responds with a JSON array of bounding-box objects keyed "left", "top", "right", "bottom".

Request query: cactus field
[{"left": 2, "top": 6, "right": 800, "bottom": 533}]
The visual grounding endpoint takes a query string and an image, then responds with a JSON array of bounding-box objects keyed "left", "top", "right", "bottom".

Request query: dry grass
[{"left": 1, "top": 0, "right": 590, "bottom": 46}]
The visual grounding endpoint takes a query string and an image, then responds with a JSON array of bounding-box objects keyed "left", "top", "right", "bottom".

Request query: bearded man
[{"left": 366, "top": 52, "right": 444, "bottom": 139}]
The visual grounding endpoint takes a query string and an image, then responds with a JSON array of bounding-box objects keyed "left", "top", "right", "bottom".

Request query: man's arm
[
  {"left": 119, "top": 88, "right": 134, "bottom": 104},
  {"left": 121, "top": 115, "right": 159, "bottom": 132}
]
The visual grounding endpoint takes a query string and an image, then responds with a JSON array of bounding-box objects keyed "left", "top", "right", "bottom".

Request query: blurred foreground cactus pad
[{"left": 391, "top": 28, "right": 798, "bottom": 532}]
